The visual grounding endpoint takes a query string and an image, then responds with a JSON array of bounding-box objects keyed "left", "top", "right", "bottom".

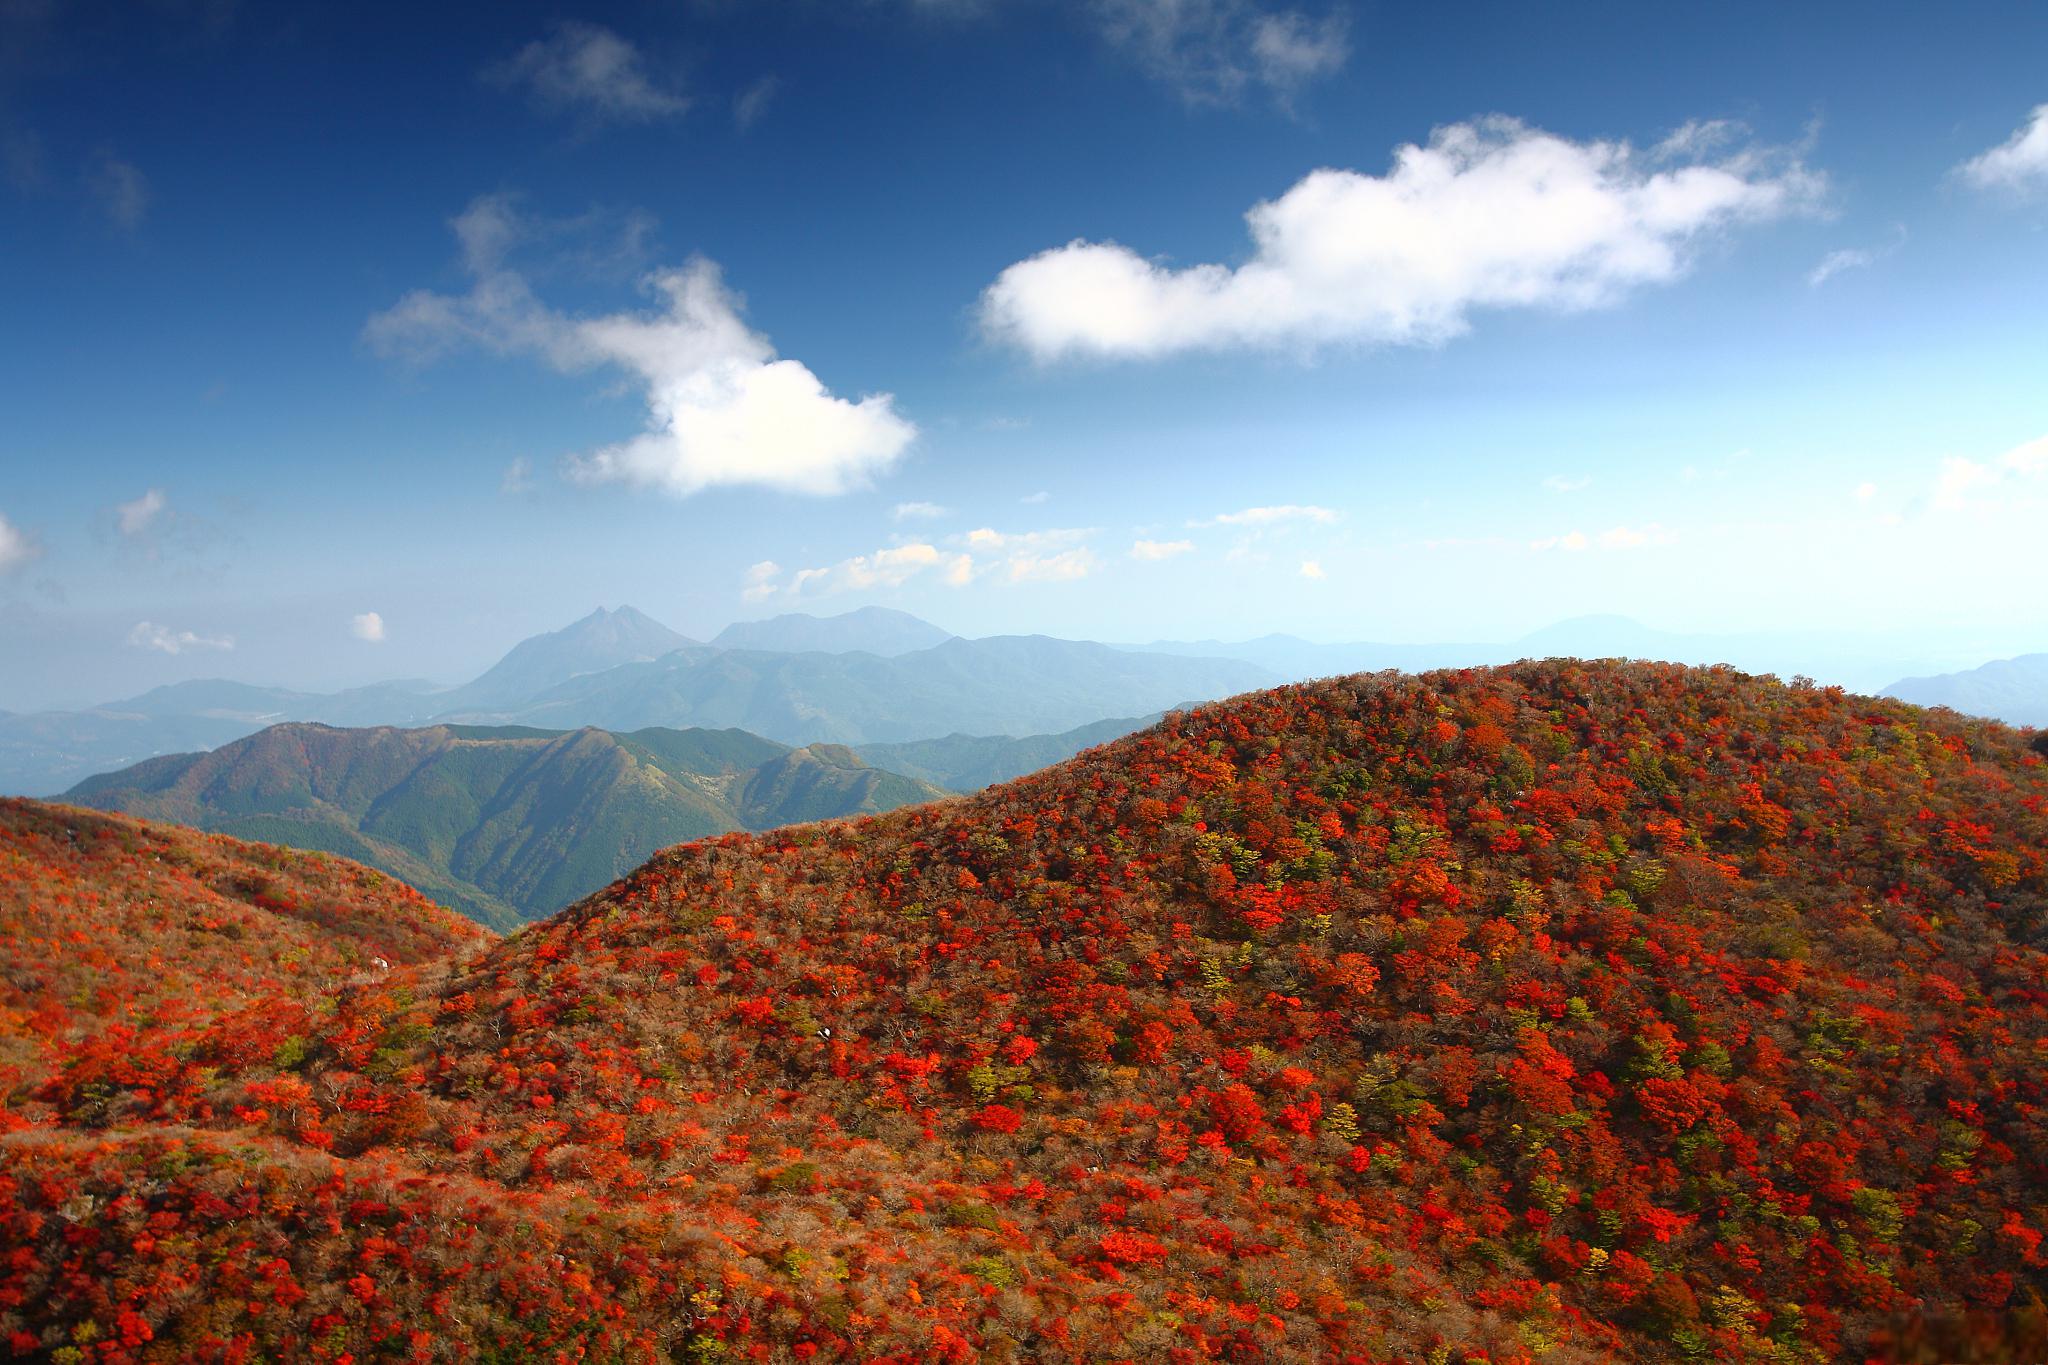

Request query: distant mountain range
[
  {"left": 0, "top": 606, "right": 1267, "bottom": 795},
  {"left": 1883, "top": 652, "right": 2048, "bottom": 727},
  {"left": 66, "top": 721, "right": 948, "bottom": 927},
  {"left": 494, "top": 635, "right": 1265, "bottom": 742},
  {"left": 7, "top": 603, "right": 2033, "bottom": 796},
  {"left": 710, "top": 605, "right": 954, "bottom": 656}
]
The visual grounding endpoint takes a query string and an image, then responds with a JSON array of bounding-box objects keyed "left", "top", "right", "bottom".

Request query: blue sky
[{"left": 2, "top": 0, "right": 2046, "bottom": 708}]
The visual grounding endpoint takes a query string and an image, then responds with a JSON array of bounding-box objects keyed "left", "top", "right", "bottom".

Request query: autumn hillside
[
  {"left": 4, "top": 662, "right": 2048, "bottom": 1363},
  {"left": 0, "top": 799, "right": 487, "bottom": 1125}
]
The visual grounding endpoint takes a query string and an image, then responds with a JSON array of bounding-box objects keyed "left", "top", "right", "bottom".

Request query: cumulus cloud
[
  {"left": 128, "top": 621, "right": 233, "bottom": 654},
  {"left": 1092, "top": 0, "right": 1348, "bottom": 106},
  {"left": 351, "top": 611, "right": 386, "bottom": 642},
  {"left": 115, "top": 489, "right": 166, "bottom": 536},
  {"left": 85, "top": 151, "right": 148, "bottom": 230},
  {"left": 1131, "top": 537, "right": 1193, "bottom": 560},
  {"left": 487, "top": 23, "right": 689, "bottom": 124},
  {"left": 1529, "top": 525, "right": 1675, "bottom": 552},
  {"left": 1957, "top": 105, "right": 2048, "bottom": 193},
  {"left": 982, "top": 116, "right": 1825, "bottom": 361},
  {"left": 367, "top": 199, "right": 916, "bottom": 498},
  {"left": 893, "top": 500, "right": 949, "bottom": 520},
  {"left": 0, "top": 511, "right": 40, "bottom": 575}
]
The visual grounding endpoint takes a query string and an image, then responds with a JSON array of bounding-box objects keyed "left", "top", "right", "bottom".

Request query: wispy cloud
[
  {"left": 983, "top": 116, "right": 1824, "bottom": 361},
  {"left": 0, "top": 511, "right": 41, "bottom": 575},
  {"left": 1529, "top": 524, "right": 1675, "bottom": 552},
  {"left": 1298, "top": 558, "right": 1325, "bottom": 579},
  {"left": 367, "top": 197, "right": 915, "bottom": 498},
  {"left": 1193, "top": 504, "right": 1338, "bottom": 527},
  {"left": 1130, "top": 537, "right": 1193, "bottom": 560},
  {"left": 893, "top": 500, "right": 950, "bottom": 520},
  {"left": 127, "top": 621, "right": 233, "bottom": 654},
  {"left": 501, "top": 457, "right": 535, "bottom": 495},
  {"left": 85, "top": 151, "right": 148, "bottom": 230},
  {"left": 734, "top": 75, "right": 780, "bottom": 131},
  {"left": 1806, "top": 226, "right": 1904, "bottom": 287},
  {"left": 1092, "top": 0, "right": 1348, "bottom": 107},
  {"left": 1542, "top": 474, "right": 1591, "bottom": 493},
  {"left": 1957, "top": 104, "right": 2048, "bottom": 193},
  {"left": 1929, "top": 434, "right": 2048, "bottom": 512},
  {"left": 114, "top": 489, "right": 166, "bottom": 536},
  {"left": 765, "top": 542, "right": 976, "bottom": 597},
  {"left": 956, "top": 526, "right": 1102, "bottom": 583},
  {"left": 487, "top": 23, "right": 690, "bottom": 125}
]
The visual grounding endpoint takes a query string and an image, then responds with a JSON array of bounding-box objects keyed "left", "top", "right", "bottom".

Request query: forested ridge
[{"left": 2, "top": 660, "right": 2045, "bottom": 1363}]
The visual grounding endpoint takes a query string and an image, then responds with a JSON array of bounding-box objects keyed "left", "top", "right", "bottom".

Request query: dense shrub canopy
[{"left": 2, "top": 662, "right": 2046, "bottom": 1363}]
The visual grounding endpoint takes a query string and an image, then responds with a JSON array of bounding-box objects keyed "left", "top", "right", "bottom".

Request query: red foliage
[{"left": 4, "top": 662, "right": 2048, "bottom": 1362}]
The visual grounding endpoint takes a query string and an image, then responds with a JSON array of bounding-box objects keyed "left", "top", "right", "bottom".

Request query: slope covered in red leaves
[
  {"left": 0, "top": 798, "right": 487, "bottom": 1118},
  {"left": 3, "top": 662, "right": 2047, "bottom": 1363}
]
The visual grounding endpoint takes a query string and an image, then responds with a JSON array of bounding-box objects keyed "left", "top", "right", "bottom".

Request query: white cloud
[
  {"left": 1530, "top": 524, "right": 1674, "bottom": 552},
  {"left": 86, "top": 152, "right": 148, "bottom": 230},
  {"left": 501, "top": 456, "right": 535, "bottom": 495},
  {"left": 1248, "top": 11, "right": 1347, "bottom": 92},
  {"left": 893, "top": 500, "right": 949, "bottom": 520},
  {"left": 1853, "top": 481, "right": 1877, "bottom": 502},
  {"left": 1006, "top": 546, "right": 1099, "bottom": 582},
  {"left": 351, "top": 611, "right": 386, "bottom": 642},
  {"left": 983, "top": 116, "right": 1825, "bottom": 361},
  {"left": 0, "top": 511, "right": 40, "bottom": 575},
  {"left": 734, "top": 76, "right": 780, "bottom": 131},
  {"left": 368, "top": 202, "right": 916, "bottom": 498},
  {"left": 128, "top": 621, "right": 233, "bottom": 655},
  {"left": 1298, "top": 558, "right": 1325, "bottom": 579},
  {"left": 1931, "top": 435, "right": 2048, "bottom": 512},
  {"left": 1196, "top": 503, "right": 1337, "bottom": 527},
  {"left": 961, "top": 526, "right": 1093, "bottom": 551},
  {"left": 1092, "top": 0, "right": 1348, "bottom": 106},
  {"left": 1131, "top": 537, "right": 1193, "bottom": 560},
  {"left": 953, "top": 526, "right": 1100, "bottom": 584},
  {"left": 488, "top": 23, "right": 689, "bottom": 124},
  {"left": 1807, "top": 227, "right": 1903, "bottom": 288},
  {"left": 741, "top": 559, "right": 782, "bottom": 602},
  {"left": 115, "top": 488, "right": 166, "bottom": 535},
  {"left": 1020, "top": 490, "right": 1051, "bottom": 504},
  {"left": 1806, "top": 246, "right": 1876, "bottom": 288},
  {"left": 770, "top": 542, "right": 975, "bottom": 597},
  {"left": 1957, "top": 105, "right": 2048, "bottom": 193},
  {"left": 1542, "top": 474, "right": 1591, "bottom": 493}
]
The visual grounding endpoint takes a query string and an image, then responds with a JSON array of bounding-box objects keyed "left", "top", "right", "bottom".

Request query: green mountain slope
[{"left": 65, "top": 721, "right": 950, "bottom": 926}]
